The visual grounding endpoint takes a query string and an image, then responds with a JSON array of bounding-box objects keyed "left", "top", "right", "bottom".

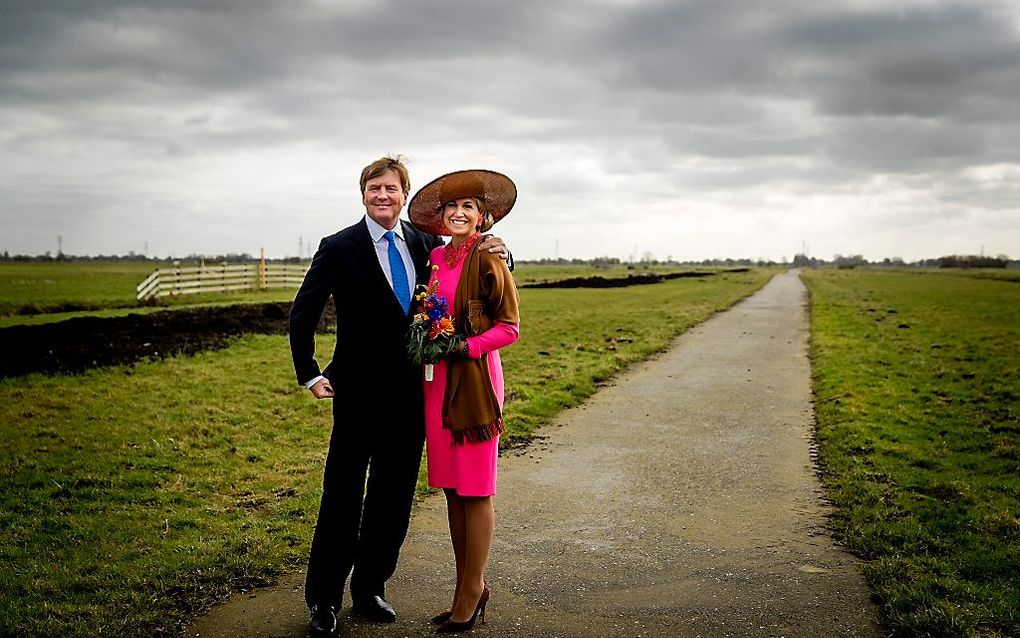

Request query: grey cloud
[
  {"left": 0, "top": 0, "right": 555, "bottom": 90},
  {"left": 1, "top": 0, "right": 1018, "bottom": 258},
  {"left": 785, "top": 4, "right": 1020, "bottom": 118},
  {"left": 821, "top": 117, "right": 987, "bottom": 172}
]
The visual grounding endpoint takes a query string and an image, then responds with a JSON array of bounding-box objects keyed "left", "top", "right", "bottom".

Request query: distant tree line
[
  {"left": 790, "top": 253, "right": 1015, "bottom": 269},
  {"left": 0, "top": 251, "right": 141, "bottom": 262},
  {"left": 0, "top": 251, "right": 260, "bottom": 263},
  {"left": 931, "top": 254, "right": 1012, "bottom": 268},
  {"left": 2, "top": 251, "right": 1016, "bottom": 269}
]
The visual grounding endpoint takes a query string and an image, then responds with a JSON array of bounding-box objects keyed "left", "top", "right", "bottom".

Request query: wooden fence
[{"left": 136, "top": 262, "right": 308, "bottom": 300}]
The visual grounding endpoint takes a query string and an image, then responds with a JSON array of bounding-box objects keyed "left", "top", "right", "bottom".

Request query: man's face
[{"left": 363, "top": 169, "right": 406, "bottom": 230}]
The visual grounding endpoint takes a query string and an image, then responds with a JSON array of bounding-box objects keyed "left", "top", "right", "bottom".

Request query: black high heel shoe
[
  {"left": 436, "top": 586, "right": 490, "bottom": 633},
  {"left": 431, "top": 584, "right": 488, "bottom": 625}
]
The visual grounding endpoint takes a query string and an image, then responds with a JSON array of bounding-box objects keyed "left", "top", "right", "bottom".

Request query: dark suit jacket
[{"left": 289, "top": 217, "right": 445, "bottom": 404}]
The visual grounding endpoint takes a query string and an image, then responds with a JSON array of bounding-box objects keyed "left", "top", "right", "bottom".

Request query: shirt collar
[{"left": 364, "top": 214, "right": 405, "bottom": 243}]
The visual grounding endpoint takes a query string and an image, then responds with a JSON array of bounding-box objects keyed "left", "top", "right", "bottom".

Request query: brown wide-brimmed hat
[{"left": 408, "top": 169, "right": 517, "bottom": 236}]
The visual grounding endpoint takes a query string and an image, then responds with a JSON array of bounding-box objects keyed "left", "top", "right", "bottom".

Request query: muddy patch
[{"left": 0, "top": 301, "right": 336, "bottom": 379}]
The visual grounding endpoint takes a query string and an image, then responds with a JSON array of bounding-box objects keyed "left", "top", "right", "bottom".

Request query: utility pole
[
  {"left": 57, "top": 235, "right": 62, "bottom": 256},
  {"left": 299, "top": 236, "right": 303, "bottom": 259}
]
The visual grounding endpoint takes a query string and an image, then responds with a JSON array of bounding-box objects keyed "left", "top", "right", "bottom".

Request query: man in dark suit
[{"left": 289, "top": 156, "right": 510, "bottom": 637}]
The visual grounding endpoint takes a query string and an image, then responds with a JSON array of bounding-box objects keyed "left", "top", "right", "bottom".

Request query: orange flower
[{"left": 438, "top": 316, "right": 455, "bottom": 336}]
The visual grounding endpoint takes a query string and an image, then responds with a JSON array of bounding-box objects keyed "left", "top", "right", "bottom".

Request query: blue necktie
[{"left": 384, "top": 230, "right": 411, "bottom": 314}]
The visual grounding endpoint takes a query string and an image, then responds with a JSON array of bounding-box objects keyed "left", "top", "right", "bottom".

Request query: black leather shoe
[
  {"left": 351, "top": 594, "right": 397, "bottom": 623},
  {"left": 309, "top": 603, "right": 338, "bottom": 636}
]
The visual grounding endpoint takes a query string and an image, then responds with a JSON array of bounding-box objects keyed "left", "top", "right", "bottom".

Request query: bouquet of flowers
[{"left": 407, "top": 269, "right": 460, "bottom": 381}]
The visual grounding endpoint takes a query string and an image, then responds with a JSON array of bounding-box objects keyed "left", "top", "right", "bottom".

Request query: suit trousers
[{"left": 304, "top": 396, "right": 425, "bottom": 609}]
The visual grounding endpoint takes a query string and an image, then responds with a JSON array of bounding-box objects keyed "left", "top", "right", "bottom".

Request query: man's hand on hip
[{"left": 309, "top": 378, "right": 336, "bottom": 399}]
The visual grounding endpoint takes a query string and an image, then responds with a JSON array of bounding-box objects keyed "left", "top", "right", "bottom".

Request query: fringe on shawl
[{"left": 443, "top": 414, "right": 505, "bottom": 446}]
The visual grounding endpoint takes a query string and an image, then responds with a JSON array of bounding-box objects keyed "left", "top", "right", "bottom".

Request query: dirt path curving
[{"left": 184, "top": 271, "right": 883, "bottom": 638}]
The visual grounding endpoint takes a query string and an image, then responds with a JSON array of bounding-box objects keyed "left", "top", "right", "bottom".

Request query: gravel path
[{"left": 185, "top": 271, "right": 884, "bottom": 638}]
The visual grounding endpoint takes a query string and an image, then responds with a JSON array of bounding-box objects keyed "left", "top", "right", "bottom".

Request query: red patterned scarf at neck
[{"left": 443, "top": 232, "right": 481, "bottom": 268}]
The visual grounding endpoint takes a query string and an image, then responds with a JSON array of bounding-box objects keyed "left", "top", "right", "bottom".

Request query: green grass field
[
  {"left": 0, "top": 261, "right": 159, "bottom": 314},
  {"left": 913, "top": 267, "right": 1020, "bottom": 283},
  {"left": 0, "top": 261, "right": 720, "bottom": 328},
  {"left": 804, "top": 269, "right": 1020, "bottom": 638},
  {"left": 0, "top": 269, "right": 771, "bottom": 638},
  {"left": 0, "top": 261, "right": 301, "bottom": 327}
]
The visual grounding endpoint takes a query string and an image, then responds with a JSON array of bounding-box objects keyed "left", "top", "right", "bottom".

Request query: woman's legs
[
  {"left": 444, "top": 489, "right": 468, "bottom": 612},
  {"left": 449, "top": 494, "right": 494, "bottom": 622}
]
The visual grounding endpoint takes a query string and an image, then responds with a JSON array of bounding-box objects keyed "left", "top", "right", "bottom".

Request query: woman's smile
[{"left": 443, "top": 198, "right": 482, "bottom": 243}]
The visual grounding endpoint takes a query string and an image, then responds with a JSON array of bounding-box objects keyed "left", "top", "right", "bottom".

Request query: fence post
[{"left": 260, "top": 247, "right": 267, "bottom": 291}]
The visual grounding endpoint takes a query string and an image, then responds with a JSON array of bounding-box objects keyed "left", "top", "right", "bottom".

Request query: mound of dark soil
[
  {"left": 0, "top": 301, "right": 335, "bottom": 379},
  {"left": 522, "top": 271, "right": 715, "bottom": 289}
]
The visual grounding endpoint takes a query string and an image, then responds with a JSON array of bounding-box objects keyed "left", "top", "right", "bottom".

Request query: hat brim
[{"left": 408, "top": 170, "right": 517, "bottom": 236}]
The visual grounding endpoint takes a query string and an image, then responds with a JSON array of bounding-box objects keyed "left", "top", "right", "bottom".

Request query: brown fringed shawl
[{"left": 442, "top": 240, "right": 520, "bottom": 445}]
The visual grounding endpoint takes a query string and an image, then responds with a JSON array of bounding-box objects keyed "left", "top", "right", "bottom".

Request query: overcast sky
[{"left": 2, "top": 0, "right": 1019, "bottom": 261}]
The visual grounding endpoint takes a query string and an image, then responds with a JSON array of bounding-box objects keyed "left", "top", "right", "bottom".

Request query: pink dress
[{"left": 423, "top": 245, "right": 520, "bottom": 497}]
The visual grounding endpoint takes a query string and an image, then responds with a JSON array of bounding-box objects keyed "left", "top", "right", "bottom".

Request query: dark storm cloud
[
  {"left": 0, "top": 0, "right": 552, "bottom": 92},
  {"left": 788, "top": 4, "right": 1020, "bottom": 114},
  {"left": 576, "top": 1, "right": 1020, "bottom": 174}
]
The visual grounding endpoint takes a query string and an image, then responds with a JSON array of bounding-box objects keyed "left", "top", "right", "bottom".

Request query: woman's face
[{"left": 442, "top": 198, "right": 482, "bottom": 240}]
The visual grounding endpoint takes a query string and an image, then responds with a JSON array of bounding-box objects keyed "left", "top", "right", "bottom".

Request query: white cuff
[{"left": 304, "top": 375, "right": 327, "bottom": 389}]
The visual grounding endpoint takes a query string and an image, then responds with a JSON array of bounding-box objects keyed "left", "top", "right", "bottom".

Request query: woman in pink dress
[{"left": 409, "top": 170, "right": 520, "bottom": 633}]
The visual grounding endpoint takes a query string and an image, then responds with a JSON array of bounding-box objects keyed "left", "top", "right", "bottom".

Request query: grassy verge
[
  {"left": 1, "top": 270, "right": 772, "bottom": 637},
  {"left": 499, "top": 270, "right": 769, "bottom": 443},
  {"left": 803, "top": 269, "right": 1019, "bottom": 637}
]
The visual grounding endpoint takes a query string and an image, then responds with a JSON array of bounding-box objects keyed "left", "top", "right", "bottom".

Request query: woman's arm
[
  {"left": 464, "top": 252, "right": 521, "bottom": 358},
  {"left": 466, "top": 322, "right": 520, "bottom": 359}
]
